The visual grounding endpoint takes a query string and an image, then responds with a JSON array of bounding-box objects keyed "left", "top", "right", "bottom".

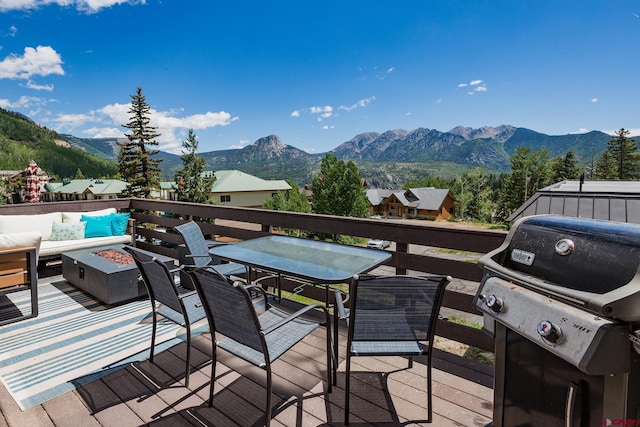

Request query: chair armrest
[
  {"left": 262, "top": 303, "right": 329, "bottom": 335},
  {"left": 334, "top": 289, "right": 349, "bottom": 320}
]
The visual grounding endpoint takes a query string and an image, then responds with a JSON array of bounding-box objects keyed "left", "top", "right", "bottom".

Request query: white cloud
[
  {"left": 591, "top": 98, "right": 598, "bottom": 103},
  {"left": 321, "top": 125, "right": 334, "bottom": 130},
  {"left": 0, "top": 0, "right": 145, "bottom": 13},
  {"left": 434, "top": 98, "right": 442, "bottom": 104},
  {"left": 604, "top": 128, "right": 640, "bottom": 137},
  {"left": 0, "top": 46, "right": 64, "bottom": 81},
  {"left": 338, "top": 96, "right": 375, "bottom": 112},
  {"left": 457, "top": 83, "right": 468, "bottom": 88},
  {"left": 228, "top": 139, "right": 249, "bottom": 149},
  {"left": 0, "top": 95, "right": 46, "bottom": 109},
  {"left": 290, "top": 110, "right": 300, "bottom": 117},
  {"left": 24, "top": 79, "right": 54, "bottom": 91},
  {"left": 310, "top": 105, "right": 333, "bottom": 120},
  {"left": 82, "top": 126, "right": 123, "bottom": 138},
  {"left": 470, "top": 80, "right": 483, "bottom": 86}
]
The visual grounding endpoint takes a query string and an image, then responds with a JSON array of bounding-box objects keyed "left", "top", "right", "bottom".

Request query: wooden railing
[{"left": 0, "top": 198, "right": 508, "bottom": 353}]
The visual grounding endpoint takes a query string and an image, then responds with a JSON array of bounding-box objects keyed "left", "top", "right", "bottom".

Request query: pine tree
[
  {"left": 175, "top": 129, "right": 214, "bottom": 203},
  {"left": 605, "top": 128, "right": 640, "bottom": 180},
  {"left": 594, "top": 150, "right": 617, "bottom": 179},
  {"left": 119, "top": 87, "right": 162, "bottom": 198},
  {"left": 550, "top": 151, "right": 580, "bottom": 183}
]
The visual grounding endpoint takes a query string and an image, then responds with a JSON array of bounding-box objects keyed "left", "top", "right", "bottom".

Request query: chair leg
[
  {"left": 265, "top": 365, "right": 272, "bottom": 427},
  {"left": 150, "top": 308, "right": 158, "bottom": 363},
  {"left": 326, "top": 317, "right": 332, "bottom": 393},
  {"left": 408, "top": 355, "right": 413, "bottom": 368},
  {"left": 184, "top": 322, "right": 192, "bottom": 388},
  {"left": 427, "top": 356, "right": 433, "bottom": 423},
  {"left": 333, "top": 311, "right": 338, "bottom": 385},
  {"left": 345, "top": 353, "right": 351, "bottom": 426},
  {"left": 209, "top": 349, "right": 217, "bottom": 407}
]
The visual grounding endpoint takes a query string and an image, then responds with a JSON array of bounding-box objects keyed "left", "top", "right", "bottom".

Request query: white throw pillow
[
  {"left": 0, "top": 231, "right": 42, "bottom": 263},
  {"left": 62, "top": 208, "right": 117, "bottom": 223},
  {"left": 0, "top": 212, "right": 61, "bottom": 241}
]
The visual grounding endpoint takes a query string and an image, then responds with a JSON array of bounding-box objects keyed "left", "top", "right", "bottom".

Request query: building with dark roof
[
  {"left": 366, "top": 187, "right": 455, "bottom": 220},
  {"left": 507, "top": 180, "right": 640, "bottom": 224}
]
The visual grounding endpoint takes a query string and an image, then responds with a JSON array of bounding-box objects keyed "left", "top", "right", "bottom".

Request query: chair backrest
[
  {"left": 124, "top": 246, "right": 184, "bottom": 314},
  {"left": 190, "top": 267, "right": 264, "bottom": 353},
  {"left": 174, "top": 221, "right": 210, "bottom": 268},
  {"left": 348, "top": 274, "right": 450, "bottom": 344}
]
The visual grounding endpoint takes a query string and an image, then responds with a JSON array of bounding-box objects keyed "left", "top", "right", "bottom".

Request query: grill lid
[{"left": 479, "top": 215, "right": 640, "bottom": 321}]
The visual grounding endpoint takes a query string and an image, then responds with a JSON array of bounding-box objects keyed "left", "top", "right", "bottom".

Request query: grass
[{"left": 439, "top": 315, "right": 495, "bottom": 366}]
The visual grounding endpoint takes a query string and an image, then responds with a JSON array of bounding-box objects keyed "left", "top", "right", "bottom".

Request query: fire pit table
[{"left": 62, "top": 244, "right": 174, "bottom": 304}]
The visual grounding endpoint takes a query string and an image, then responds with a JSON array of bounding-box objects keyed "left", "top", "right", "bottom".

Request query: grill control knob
[
  {"left": 484, "top": 294, "right": 503, "bottom": 313},
  {"left": 537, "top": 320, "right": 562, "bottom": 343}
]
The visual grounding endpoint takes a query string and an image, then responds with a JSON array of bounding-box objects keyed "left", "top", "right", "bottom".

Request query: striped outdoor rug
[{"left": 0, "top": 279, "right": 207, "bottom": 410}]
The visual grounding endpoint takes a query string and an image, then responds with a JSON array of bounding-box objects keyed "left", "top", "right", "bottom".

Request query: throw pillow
[
  {"left": 50, "top": 221, "right": 86, "bottom": 241},
  {"left": 62, "top": 208, "right": 117, "bottom": 223},
  {"left": 110, "top": 212, "right": 131, "bottom": 236},
  {"left": 82, "top": 214, "right": 113, "bottom": 238}
]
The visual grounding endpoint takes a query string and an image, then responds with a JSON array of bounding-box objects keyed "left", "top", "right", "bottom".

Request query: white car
[{"left": 367, "top": 239, "right": 391, "bottom": 250}]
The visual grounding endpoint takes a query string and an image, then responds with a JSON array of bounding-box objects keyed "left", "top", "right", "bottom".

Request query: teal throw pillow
[
  {"left": 110, "top": 212, "right": 131, "bottom": 236},
  {"left": 82, "top": 214, "right": 113, "bottom": 238},
  {"left": 50, "top": 221, "right": 86, "bottom": 241}
]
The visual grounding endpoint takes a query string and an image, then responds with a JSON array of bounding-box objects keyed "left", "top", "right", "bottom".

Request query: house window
[
  {"left": 272, "top": 192, "right": 277, "bottom": 197},
  {"left": 220, "top": 195, "right": 231, "bottom": 203}
]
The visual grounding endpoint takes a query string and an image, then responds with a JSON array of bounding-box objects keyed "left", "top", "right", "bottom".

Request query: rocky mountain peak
[{"left": 251, "top": 135, "right": 286, "bottom": 152}]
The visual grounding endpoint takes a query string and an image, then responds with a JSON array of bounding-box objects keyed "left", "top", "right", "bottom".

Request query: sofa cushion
[
  {"left": 0, "top": 231, "right": 42, "bottom": 263},
  {"left": 110, "top": 212, "right": 131, "bottom": 236},
  {"left": 82, "top": 215, "right": 113, "bottom": 238},
  {"left": 62, "top": 208, "right": 117, "bottom": 223},
  {"left": 50, "top": 221, "right": 87, "bottom": 241},
  {"left": 0, "top": 212, "right": 61, "bottom": 241},
  {"left": 39, "top": 235, "right": 132, "bottom": 258}
]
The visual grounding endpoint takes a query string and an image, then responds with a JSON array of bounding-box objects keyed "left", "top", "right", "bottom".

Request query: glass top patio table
[{"left": 209, "top": 235, "right": 391, "bottom": 284}]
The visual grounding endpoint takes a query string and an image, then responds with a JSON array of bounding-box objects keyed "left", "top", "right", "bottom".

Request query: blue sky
[{"left": 1, "top": 1, "right": 639, "bottom": 155}]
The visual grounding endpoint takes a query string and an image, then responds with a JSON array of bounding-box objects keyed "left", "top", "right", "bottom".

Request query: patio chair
[
  {"left": 334, "top": 274, "right": 451, "bottom": 425},
  {"left": 187, "top": 266, "right": 333, "bottom": 427},
  {"left": 124, "top": 245, "right": 207, "bottom": 388},
  {"left": 173, "top": 220, "right": 246, "bottom": 281},
  {"left": 174, "top": 220, "right": 282, "bottom": 299}
]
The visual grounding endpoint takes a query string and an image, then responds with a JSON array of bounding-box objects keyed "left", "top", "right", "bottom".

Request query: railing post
[
  {"left": 261, "top": 224, "right": 271, "bottom": 233},
  {"left": 395, "top": 242, "right": 408, "bottom": 275}
]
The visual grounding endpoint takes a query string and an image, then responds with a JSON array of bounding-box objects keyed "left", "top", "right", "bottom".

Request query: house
[
  {"left": 164, "top": 170, "right": 291, "bottom": 207},
  {"left": 209, "top": 170, "right": 291, "bottom": 207},
  {"left": 367, "top": 187, "right": 455, "bottom": 220},
  {"left": 508, "top": 179, "right": 640, "bottom": 224},
  {"left": 43, "top": 179, "right": 129, "bottom": 201}
]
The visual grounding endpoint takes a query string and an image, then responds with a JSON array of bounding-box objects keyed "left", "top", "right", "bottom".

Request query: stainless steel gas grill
[{"left": 474, "top": 215, "right": 640, "bottom": 427}]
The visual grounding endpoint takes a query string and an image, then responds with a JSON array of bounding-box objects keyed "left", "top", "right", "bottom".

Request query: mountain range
[{"left": 62, "top": 125, "right": 612, "bottom": 186}]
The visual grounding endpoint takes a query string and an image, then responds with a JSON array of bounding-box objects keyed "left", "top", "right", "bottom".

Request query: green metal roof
[{"left": 211, "top": 170, "right": 291, "bottom": 193}]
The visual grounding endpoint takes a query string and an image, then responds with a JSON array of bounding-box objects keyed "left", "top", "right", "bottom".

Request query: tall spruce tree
[
  {"left": 175, "top": 129, "right": 214, "bottom": 203},
  {"left": 550, "top": 151, "right": 580, "bottom": 183},
  {"left": 603, "top": 128, "right": 640, "bottom": 180},
  {"left": 119, "top": 87, "right": 162, "bottom": 198}
]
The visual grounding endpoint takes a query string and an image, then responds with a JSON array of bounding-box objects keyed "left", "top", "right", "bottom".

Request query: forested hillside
[{"left": 0, "top": 108, "right": 118, "bottom": 180}]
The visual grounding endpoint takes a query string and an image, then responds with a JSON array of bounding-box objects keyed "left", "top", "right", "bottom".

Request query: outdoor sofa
[{"left": 0, "top": 207, "right": 135, "bottom": 265}]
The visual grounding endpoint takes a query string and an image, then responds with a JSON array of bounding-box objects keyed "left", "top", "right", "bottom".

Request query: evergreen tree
[
  {"left": 605, "top": 128, "right": 640, "bottom": 180},
  {"left": 496, "top": 147, "right": 550, "bottom": 221},
  {"left": 594, "top": 150, "right": 617, "bottom": 179},
  {"left": 119, "top": 87, "right": 162, "bottom": 198},
  {"left": 175, "top": 129, "right": 214, "bottom": 203},
  {"left": 549, "top": 151, "right": 580, "bottom": 183},
  {"left": 311, "top": 153, "right": 369, "bottom": 218},
  {"left": 74, "top": 168, "right": 85, "bottom": 179}
]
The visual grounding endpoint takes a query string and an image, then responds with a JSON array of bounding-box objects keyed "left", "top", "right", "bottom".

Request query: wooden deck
[{"left": 0, "top": 270, "right": 494, "bottom": 427}]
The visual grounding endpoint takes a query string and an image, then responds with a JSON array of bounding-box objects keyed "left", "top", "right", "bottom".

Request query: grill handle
[{"left": 565, "top": 381, "right": 579, "bottom": 427}]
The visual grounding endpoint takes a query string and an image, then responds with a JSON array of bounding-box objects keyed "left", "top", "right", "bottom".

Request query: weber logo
[{"left": 511, "top": 249, "right": 535, "bottom": 266}]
